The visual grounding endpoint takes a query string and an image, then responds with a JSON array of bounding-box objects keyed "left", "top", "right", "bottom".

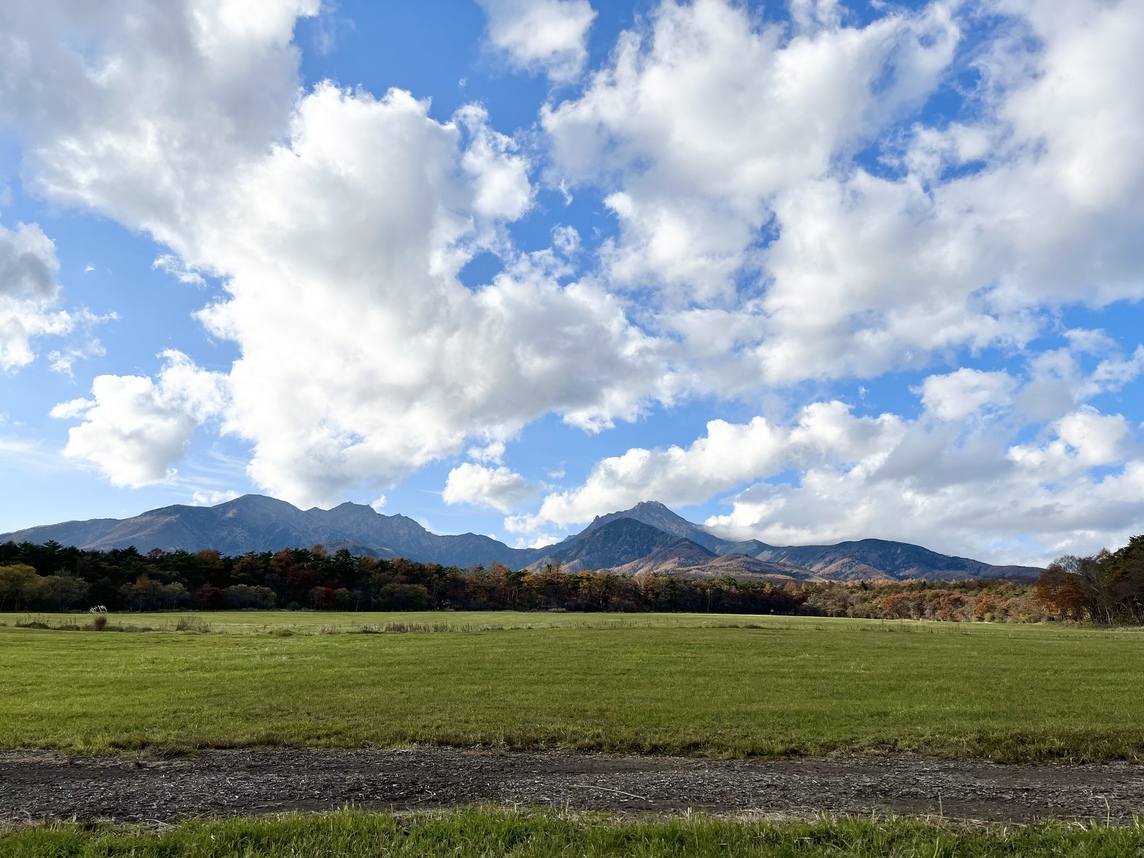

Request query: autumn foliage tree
[
  {"left": 8, "top": 534, "right": 1144, "bottom": 624},
  {"left": 1034, "top": 538, "right": 1144, "bottom": 623}
]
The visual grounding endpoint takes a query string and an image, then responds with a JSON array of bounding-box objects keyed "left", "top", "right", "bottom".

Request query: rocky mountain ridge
[{"left": 0, "top": 496, "right": 1041, "bottom": 582}]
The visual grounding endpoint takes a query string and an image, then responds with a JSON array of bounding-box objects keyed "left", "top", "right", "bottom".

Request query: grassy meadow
[
  {"left": 3, "top": 807, "right": 1143, "bottom": 858},
  {"left": 2, "top": 611, "right": 1143, "bottom": 760}
]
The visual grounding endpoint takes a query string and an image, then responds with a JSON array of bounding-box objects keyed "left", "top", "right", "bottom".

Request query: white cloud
[
  {"left": 6, "top": 0, "right": 1144, "bottom": 563},
  {"left": 189, "top": 85, "right": 667, "bottom": 505},
  {"left": 543, "top": 0, "right": 959, "bottom": 310},
  {"left": 190, "top": 489, "right": 240, "bottom": 506},
  {"left": 458, "top": 104, "right": 534, "bottom": 223},
  {"left": 310, "top": 3, "right": 353, "bottom": 55},
  {"left": 47, "top": 325, "right": 108, "bottom": 377},
  {"left": 478, "top": 0, "right": 596, "bottom": 82},
  {"left": 443, "top": 462, "right": 534, "bottom": 512},
  {"left": 51, "top": 351, "right": 228, "bottom": 487},
  {"left": 751, "top": 0, "right": 1144, "bottom": 383},
  {"left": 539, "top": 0, "right": 1144, "bottom": 394},
  {"left": 918, "top": 369, "right": 1018, "bottom": 423},
  {"left": 706, "top": 396, "right": 1144, "bottom": 565},
  {"left": 0, "top": 219, "right": 73, "bottom": 371},
  {"left": 525, "top": 401, "right": 905, "bottom": 529},
  {"left": 0, "top": 0, "right": 320, "bottom": 251},
  {"left": 1008, "top": 409, "right": 1132, "bottom": 479},
  {"left": 551, "top": 224, "right": 580, "bottom": 256},
  {"left": 1013, "top": 343, "right": 1144, "bottom": 423},
  {"left": 153, "top": 253, "right": 207, "bottom": 287},
  {"left": 523, "top": 339, "right": 1144, "bottom": 564},
  {"left": 706, "top": 436, "right": 1144, "bottom": 566},
  {"left": 1, "top": 5, "right": 669, "bottom": 507},
  {"left": 467, "top": 439, "right": 506, "bottom": 464},
  {"left": 788, "top": 0, "right": 842, "bottom": 33}
]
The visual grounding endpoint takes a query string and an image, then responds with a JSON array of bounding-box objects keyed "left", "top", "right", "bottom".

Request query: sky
[{"left": 1, "top": 0, "right": 1143, "bottom": 566}]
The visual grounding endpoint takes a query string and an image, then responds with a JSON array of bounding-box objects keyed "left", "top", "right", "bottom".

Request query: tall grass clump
[{"left": 174, "top": 616, "right": 210, "bottom": 633}]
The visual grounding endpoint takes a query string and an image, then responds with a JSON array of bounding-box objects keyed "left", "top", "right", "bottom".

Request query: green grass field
[
  {"left": 3, "top": 609, "right": 877, "bottom": 633},
  {"left": 2, "top": 808, "right": 1142, "bottom": 857},
  {"left": 2, "top": 612, "right": 1142, "bottom": 760}
]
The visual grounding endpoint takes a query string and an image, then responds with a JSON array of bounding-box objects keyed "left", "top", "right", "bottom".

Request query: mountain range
[{"left": 0, "top": 495, "right": 1041, "bottom": 582}]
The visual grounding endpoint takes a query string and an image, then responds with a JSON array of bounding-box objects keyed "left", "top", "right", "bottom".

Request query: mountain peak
[
  {"left": 222, "top": 494, "right": 297, "bottom": 510},
  {"left": 585, "top": 500, "right": 725, "bottom": 553},
  {"left": 0, "top": 494, "right": 1041, "bottom": 582},
  {"left": 630, "top": 500, "right": 677, "bottom": 515}
]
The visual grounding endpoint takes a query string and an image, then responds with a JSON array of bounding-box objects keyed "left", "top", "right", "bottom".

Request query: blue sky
[{"left": 1, "top": 0, "right": 1143, "bottom": 565}]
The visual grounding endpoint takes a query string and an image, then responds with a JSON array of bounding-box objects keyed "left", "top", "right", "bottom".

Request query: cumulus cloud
[
  {"left": 0, "top": 219, "right": 73, "bottom": 371},
  {"left": 191, "top": 489, "right": 240, "bottom": 506},
  {"left": 1008, "top": 409, "right": 1132, "bottom": 479},
  {"left": 478, "top": 0, "right": 596, "bottom": 82},
  {"left": 1, "top": 3, "right": 669, "bottom": 506},
  {"left": 5, "top": 0, "right": 1144, "bottom": 561},
  {"left": 458, "top": 104, "right": 534, "bottom": 223},
  {"left": 751, "top": 0, "right": 1144, "bottom": 383},
  {"left": 51, "top": 351, "right": 228, "bottom": 487},
  {"left": 918, "top": 369, "right": 1018, "bottom": 423},
  {"left": 1014, "top": 342, "right": 1144, "bottom": 423},
  {"left": 705, "top": 425, "right": 1144, "bottom": 566},
  {"left": 706, "top": 393, "right": 1144, "bottom": 565},
  {"left": 543, "top": 0, "right": 960, "bottom": 309},
  {"left": 524, "top": 402, "right": 905, "bottom": 529},
  {"left": 467, "top": 439, "right": 507, "bottom": 464},
  {"left": 0, "top": 0, "right": 319, "bottom": 248},
  {"left": 524, "top": 338, "right": 1144, "bottom": 564},
  {"left": 540, "top": 0, "right": 1144, "bottom": 392},
  {"left": 443, "top": 462, "right": 534, "bottom": 512},
  {"left": 190, "top": 85, "right": 667, "bottom": 505}
]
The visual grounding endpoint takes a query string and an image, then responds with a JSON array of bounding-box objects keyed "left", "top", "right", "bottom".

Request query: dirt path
[{"left": 2, "top": 747, "right": 1141, "bottom": 825}]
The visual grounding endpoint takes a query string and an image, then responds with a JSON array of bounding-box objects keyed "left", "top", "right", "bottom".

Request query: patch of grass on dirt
[
  {"left": 1, "top": 616, "right": 1143, "bottom": 761},
  {"left": 1, "top": 808, "right": 1142, "bottom": 857}
]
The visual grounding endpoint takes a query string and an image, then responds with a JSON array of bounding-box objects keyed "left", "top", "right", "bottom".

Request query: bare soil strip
[{"left": 2, "top": 748, "right": 1142, "bottom": 825}]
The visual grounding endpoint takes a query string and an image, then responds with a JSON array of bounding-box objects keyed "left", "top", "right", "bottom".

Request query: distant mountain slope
[
  {"left": 610, "top": 540, "right": 720, "bottom": 576},
  {"left": 572, "top": 504, "right": 1045, "bottom": 580},
  {"left": 614, "top": 547, "right": 808, "bottom": 580},
  {"left": 0, "top": 495, "right": 532, "bottom": 568},
  {"left": 311, "top": 501, "right": 527, "bottom": 567},
  {"left": 747, "top": 538, "right": 1040, "bottom": 581},
  {"left": 531, "top": 518, "right": 714, "bottom": 572},
  {"left": 0, "top": 496, "right": 1041, "bottom": 581},
  {"left": 2, "top": 495, "right": 321, "bottom": 556}
]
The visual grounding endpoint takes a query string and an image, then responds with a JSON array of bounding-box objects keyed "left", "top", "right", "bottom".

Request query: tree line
[
  {"left": 1031, "top": 535, "right": 1144, "bottom": 623},
  {"left": 0, "top": 541, "right": 805, "bottom": 615},
  {"left": 2, "top": 536, "right": 1142, "bottom": 623}
]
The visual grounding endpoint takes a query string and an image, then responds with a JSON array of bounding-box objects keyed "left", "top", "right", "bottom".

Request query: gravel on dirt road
[{"left": 2, "top": 747, "right": 1141, "bottom": 825}]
